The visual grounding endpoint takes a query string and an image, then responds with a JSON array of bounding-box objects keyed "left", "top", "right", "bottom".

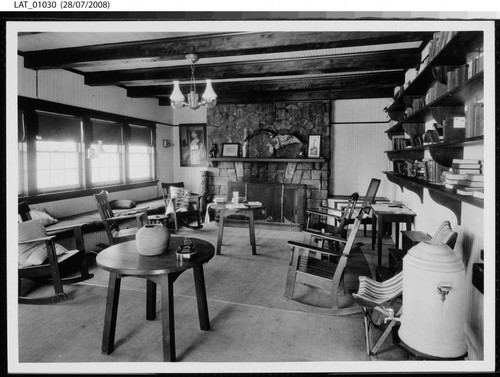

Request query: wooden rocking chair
[
  {"left": 303, "top": 192, "right": 359, "bottom": 251},
  {"left": 94, "top": 190, "right": 149, "bottom": 245},
  {"left": 284, "top": 207, "right": 372, "bottom": 315},
  {"left": 18, "top": 202, "right": 93, "bottom": 304}
]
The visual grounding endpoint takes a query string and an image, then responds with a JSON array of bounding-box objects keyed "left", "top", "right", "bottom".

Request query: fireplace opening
[{"left": 227, "top": 182, "right": 306, "bottom": 230}]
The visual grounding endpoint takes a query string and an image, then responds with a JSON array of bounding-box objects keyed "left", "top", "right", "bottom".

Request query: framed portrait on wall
[
  {"left": 179, "top": 123, "right": 207, "bottom": 167},
  {"left": 307, "top": 135, "right": 321, "bottom": 158}
]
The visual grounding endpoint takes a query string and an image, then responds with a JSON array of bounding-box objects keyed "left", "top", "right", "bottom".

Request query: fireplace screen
[{"left": 228, "top": 182, "right": 306, "bottom": 226}]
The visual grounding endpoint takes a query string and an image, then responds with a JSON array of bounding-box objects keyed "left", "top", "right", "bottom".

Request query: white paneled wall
[
  {"left": 18, "top": 56, "right": 170, "bottom": 123},
  {"left": 330, "top": 98, "right": 393, "bottom": 198}
]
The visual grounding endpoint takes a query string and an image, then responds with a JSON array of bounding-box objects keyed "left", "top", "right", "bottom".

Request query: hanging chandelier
[{"left": 170, "top": 52, "right": 217, "bottom": 110}]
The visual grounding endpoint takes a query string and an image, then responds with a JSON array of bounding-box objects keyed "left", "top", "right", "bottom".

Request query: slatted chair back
[
  {"left": 161, "top": 182, "right": 185, "bottom": 201},
  {"left": 94, "top": 190, "right": 115, "bottom": 221},
  {"left": 336, "top": 192, "right": 360, "bottom": 231},
  {"left": 360, "top": 178, "right": 381, "bottom": 208},
  {"left": 18, "top": 201, "right": 32, "bottom": 222},
  {"left": 432, "top": 220, "right": 458, "bottom": 248}
]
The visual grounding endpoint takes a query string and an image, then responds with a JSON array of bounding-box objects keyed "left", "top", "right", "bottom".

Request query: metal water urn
[{"left": 399, "top": 240, "right": 467, "bottom": 358}]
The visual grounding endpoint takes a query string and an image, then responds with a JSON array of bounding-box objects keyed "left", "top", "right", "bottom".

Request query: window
[
  {"left": 18, "top": 98, "right": 158, "bottom": 199},
  {"left": 90, "top": 119, "right": 123, "bottom": 185},
  {"left": 128, "top": 124, "right": 154, "bottom": 181},
  {"left": 35, "top": 111, "right": 82, "bottom": 192}
]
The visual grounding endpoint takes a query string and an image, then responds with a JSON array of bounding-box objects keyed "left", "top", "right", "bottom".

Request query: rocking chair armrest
[
  {"left": 46, "top": 223, "right": 85, "bottom": 234},
  {"left": 104, "top": 212, "right": 146, "bottom": 222},
  {"left": 306, "top": 209, "right": 343, "bottom": 219},
  {"left": 18, "top": 235, "right": 56, "bottom": 244},
  {"left": 287, "top": 240, "right": 343, "bottom": 258}
]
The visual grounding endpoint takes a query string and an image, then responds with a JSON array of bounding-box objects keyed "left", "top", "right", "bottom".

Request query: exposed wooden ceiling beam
[
  {"left": 158, "top": 86, "right": 395, "bottom": 105},
  {"left": 22, "top": 31, "right": 432, "bottom": 70},
  {"left": 84, "top": 48, "right": 419, "bottom": 86},
  {"left": 127, "top": 70, "right": 404, "bottom": 98}
]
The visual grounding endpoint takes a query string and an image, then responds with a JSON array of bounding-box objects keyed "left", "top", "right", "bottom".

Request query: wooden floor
[{"left": 15, "top": 222, "right": 410, "bottom": 373}]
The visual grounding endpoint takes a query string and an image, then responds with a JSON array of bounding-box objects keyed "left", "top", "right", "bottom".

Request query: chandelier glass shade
[{"left": 170, "top": 53, "right": 217, "bottom": 110}]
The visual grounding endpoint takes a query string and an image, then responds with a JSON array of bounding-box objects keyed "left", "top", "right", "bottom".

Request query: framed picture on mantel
[
  {"left": 221, "top": 143, "right": 240, "bottom": 157},
  {"left": 307, "top": 135, "right": 321, "bottom": 158}
]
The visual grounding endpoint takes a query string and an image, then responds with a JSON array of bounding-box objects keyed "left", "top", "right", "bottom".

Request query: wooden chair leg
[{"left": 363, "top": 308, "right": 371, "bottom": 356}]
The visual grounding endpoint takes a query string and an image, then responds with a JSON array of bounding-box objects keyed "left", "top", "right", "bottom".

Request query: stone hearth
[{"left": 206, "top": 101, "right": 330, "bottom": 229}]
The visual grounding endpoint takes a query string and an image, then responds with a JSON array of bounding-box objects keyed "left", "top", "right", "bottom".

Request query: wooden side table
[
  {"left": 212, "top": 203, "right": 263, "bottom": 255},
  {"left": 370, "top": 204, "right": 416, "bottom": 268},
  {"left": 96, "top": 237, "right": 214, "bottom": 362}
]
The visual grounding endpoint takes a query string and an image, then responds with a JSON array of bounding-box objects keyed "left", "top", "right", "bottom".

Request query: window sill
[{"left": 19, "top": 180, "right": 158, "bottom": 205}]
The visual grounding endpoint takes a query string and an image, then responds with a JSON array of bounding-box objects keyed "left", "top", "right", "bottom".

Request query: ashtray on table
[{"left": 176, "top": 244, "right": 197, "bottom": 259}]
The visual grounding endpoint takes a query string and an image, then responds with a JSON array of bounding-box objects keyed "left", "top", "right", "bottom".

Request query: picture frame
[
  {"left": 221, "top": 143, "right": 240, "bottom": 157},
  {"left": 179, "top": 123, "right": 207, "bottom": 167},
  {"left": 307, "top": 135, "right": 321, "bottom": 158}
]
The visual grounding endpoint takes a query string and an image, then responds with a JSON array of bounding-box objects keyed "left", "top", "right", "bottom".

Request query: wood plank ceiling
[{"left": 18, "top": 31, "right": 434, "bottom": 105}]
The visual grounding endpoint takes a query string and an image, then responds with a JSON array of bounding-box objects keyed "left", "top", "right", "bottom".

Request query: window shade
[
  {"left": 130, "top": 124, "right": 152, "bottom": 146},
  {"left": 92, "top": 119, "right": 123, "bottom": 144},
  {"left": 36, "top": 111, "right": 82, "bottom": 142}
]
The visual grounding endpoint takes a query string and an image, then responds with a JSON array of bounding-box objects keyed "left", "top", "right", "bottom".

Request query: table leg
[
  {"left": 146, "top": 280, "right": 156, "bottom": 320},
  {"left": 102, "top": 272, "right": 121, "bottom": 355},
  {"left": 371, "top": 214, "right": 377, "bottom": 251},
  {"left": 406, "top": 220, "right": 412, "bottom": 232},
  {"left": 395, "top": 222, "right": 400, "bottom": 250},
  {"left": 159, "top": 275, "right": 176, "bottom": 362},
  {"left": 216, "top": 210, "right": 225, "bottom": 255},
  {"left": 193, "top": 265, "right": 210, "bottom": 331},
  {"left": 377, "top": 216, "right": 384, "bottom": 266},
  {"left": 248, "top": 210, "right": 256, "bottom": 255}
]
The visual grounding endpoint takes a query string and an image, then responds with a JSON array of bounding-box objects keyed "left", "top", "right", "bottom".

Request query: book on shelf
[
  {"left": 445, "top": 183, "right": 456, "bottom": 189},
  {"left": 472, "top": 191, "right": 484, "bottom": 199},
  {"left": 464, "top": 173, "right": 484, "bottom": 181},
  {"left": 465, "top": 102, "right": 484, "bottom": 138},
  {"left": 451, "top": 162, "right": 482, "bottom": 169},
  {"left": 445, "top": 179, "right": 460, "bottom": 186},
  {"left": 456, "top": 188, "right": 475, "bottom": 196},
  {"left": 451, "top": 168, "right": 482, "bottom": 174},
  {"left": 452, "top": 159, "right": 481, "bottom": 165},
  {"left": 456, "top": 179, "right": 484, "bottom": 188},
  {"left": 455, "top": 185, "right": 482, "bottom": 192},
  {"left": 444, "top": 172, "right": 467, "bottom": 180}
]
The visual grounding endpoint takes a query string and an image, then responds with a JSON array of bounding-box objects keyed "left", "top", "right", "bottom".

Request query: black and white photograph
[
  {"left": 2, "top": 6, "right": 497, "bottom": 376},
  {"left": 179, "top": 123, "right": 207, "bottom": 166}
]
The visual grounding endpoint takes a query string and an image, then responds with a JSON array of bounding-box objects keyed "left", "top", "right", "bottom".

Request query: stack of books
[
  {"left": 451, "top": 159, "right": 482, "bottom": 174},
  {"left": 456, "top": 173, "right": 484, "bottom": 198},
  {"left": 443, "top": 159, "right": 484, "bottom": 198},
  {"left": 444, "top": 171, "right": 467, "bottom": 189}
]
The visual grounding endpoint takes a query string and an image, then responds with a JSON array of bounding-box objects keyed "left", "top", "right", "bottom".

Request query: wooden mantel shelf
[{"left": 208, "top": 157, "right": 326, "bottom": 163}]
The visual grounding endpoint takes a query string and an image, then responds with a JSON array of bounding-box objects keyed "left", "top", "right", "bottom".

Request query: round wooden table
[{"left": 96, "top": 236, "right": 215, "bottom": 362}]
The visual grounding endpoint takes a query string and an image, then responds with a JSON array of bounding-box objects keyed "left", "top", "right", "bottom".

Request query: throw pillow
[
  {"left": 170, "top": 187, "right": 191, "bottom": 212},
  {"left": 109, "top": 199, "right": 136, "bottom": 209},
  {"left": 29, "top": 208, "right": 59, "bottom": 226},
  {"left": 18, "top": 220, "right": 68, "bottom": 268}
]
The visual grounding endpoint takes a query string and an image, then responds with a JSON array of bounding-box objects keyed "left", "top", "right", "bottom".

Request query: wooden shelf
[
  {"left": 387, "top": 31, "right": 483, "bottom": 111},
  {"left": 383, "top": 171, "right": 483, "bottom": 224},
  {"left": 385, "top": 72, "right": 484, "bottom": 136},
  {"left": 385, "top": 136, "right": 483, "bottom": 165},
  {"left": 208, "top": 157, "right": 326, "bottom": 163}
]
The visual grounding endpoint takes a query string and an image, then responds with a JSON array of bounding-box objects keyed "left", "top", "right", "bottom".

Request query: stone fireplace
[{"left": 206, "top": 101, "right": 330, "bottom": 230}]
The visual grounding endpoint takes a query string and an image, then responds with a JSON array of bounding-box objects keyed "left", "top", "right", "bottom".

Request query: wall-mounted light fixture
[{"left": 163, "top": 139, "right": 172, "bottom": 148}]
